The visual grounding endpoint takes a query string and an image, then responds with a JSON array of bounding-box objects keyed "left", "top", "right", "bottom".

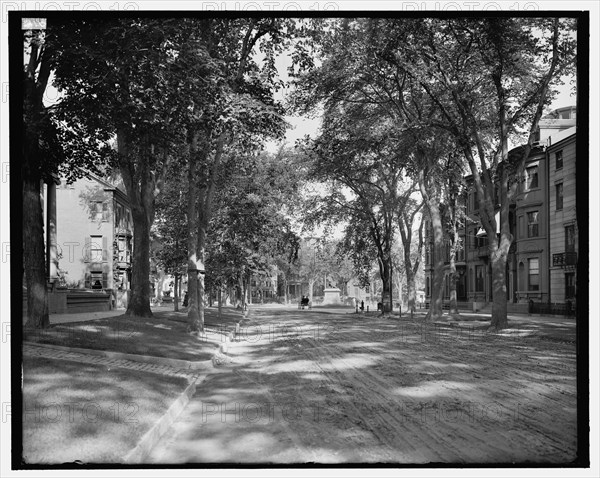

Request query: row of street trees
[
  {"left": 22, "top": 17, "right": 305, "bottom": 332},
  {"left": 21, "top": 15, "right": 576, "bottom": 331},
  {"left": 291, "top": 17, "right": 576, "bottom": 328}
]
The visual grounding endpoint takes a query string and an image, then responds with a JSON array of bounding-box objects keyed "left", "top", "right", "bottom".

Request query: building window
[
  {"left": 475, "top": 265, "right": 485, "bottom": 292},
  {"left": 528, "top": 258, "right": 540, "bottom": 291},
  {"left": 555, "top": 150, "right": 563, "bottom": 170},
  {"left": 469, "top": 268, "right": 473, "bottom": 292},
  {"left": 525, "top": 165, "right": 538, "bottom": 190},
  {"left": 518, "top": 216, "right": 524, "bottom": 238},
  {"left": 555, "top": 183, "right": 563, "bottom": 210},
  {"left": 565, "top": 225, "right": 575, "bottom": 253},
  {"left": 527, "top": 211, "right": 539, "bottom": 238},
  {"left": 90, "top": 270, "right": 104, "bottom": 289},
  {"left": 92, "top": 201, "right": 103, "bottom": 221},
  {"left": 90, "top": 235, "right": 103, "bottom": 262},
  {"left": 457, "top": 241, "right": 465, "bottom": 262},
  {"left": 565, "top": 272, "right": 576, "bottom": 299}
]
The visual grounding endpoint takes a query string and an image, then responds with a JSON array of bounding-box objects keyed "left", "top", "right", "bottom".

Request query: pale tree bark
[
  {"left": 173, "top": 273, "right": 179, "bottom": 312},
  {"left": 196, "top": 133, "right": 226, "bottom": 330},
  {"left": 447, "top": 187, "right": 461, "bottom": 317},
  {"left": 419, "top": 169, "right": 445, "bottom": 321},
  {"left": 448, "top": 256, "right": 458, "bottom": 315},
  {"left": 398, "top": 198, "right": 424, "bottom": 314},
  {"left": 369, "top": 210, "right": 394, "bottom": 314},
  {"left": 187, "top": 133, "right": 203, "bottom": 332},
  {"left": 217, "top": 287, "right": 223, "bottom": 317}
]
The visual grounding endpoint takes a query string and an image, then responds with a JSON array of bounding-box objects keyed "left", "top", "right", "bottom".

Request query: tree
[
  {"left": 153, "top": 165, "right": 188, "bottom": 311},
  {"left": 395, "top": 183, "right": 425, "bottom": 314},
  {"left": 182, "top": 18, "right": 293, "bottom": 332},
  {"left": 50, "top": 18, "right": 217, "bottom": 318},
  {"left": 21, "top": 20, "right": 114, "bottom": 328},
  {"left": 391, "top": 18, "right": 576, "bottom": 328},
  {"left": 292, "top": 18, "right": 460, "bottom": 317},
  {"left": 22, "top": 24, "right": 55, "bottom": 329},
  {"left": 205, "top": 148, "right": 301, "bottom": 309}
]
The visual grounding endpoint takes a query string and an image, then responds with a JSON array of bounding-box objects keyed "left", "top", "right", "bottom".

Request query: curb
[
  {"left": 122, "top": 317, "right": 246, "bottom": 463},
  {"left": 23, "top": 341, "right": 216, "bottom": 371},
  {"left": 123, "top": 371, "right": 207, "bottom": 464}
]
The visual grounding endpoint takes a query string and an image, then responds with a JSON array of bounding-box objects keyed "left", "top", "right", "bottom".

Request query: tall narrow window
[
  {"left": 555, "top": 150, "right": 563, "bottom": 169},
  {"left": 528, "top": 258, "right": 540, "bottom": 291},
  {"left": 565, "top": 272, "right": 575, "bottom": 299},
  {"left": 475, "top": 265, "right": 484, "bottom": 292},
  {"left": 526, "top": 165, "right": 539, "bottom": 189},
  {"left": 90, "top": 235, "right": 103, "bottom": 262},
  {"left": 92, "top": 201, "right": 103, "bottom": 221},
  {"left": 527, "top": 211, "right": 539, "bottom": 238},
  {"left": 565, "top": 225, "right": 575, "bottom": 253},
  {"left": 518, "top": 215, "right": 524, "bottom": 238},
  {"left": 556, "top": 183, "right": 563, "bottom": 210}
]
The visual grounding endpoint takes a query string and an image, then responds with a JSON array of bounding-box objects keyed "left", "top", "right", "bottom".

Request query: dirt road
[{"left": 148, "top": 306, "right": 578, "bottom": 464}]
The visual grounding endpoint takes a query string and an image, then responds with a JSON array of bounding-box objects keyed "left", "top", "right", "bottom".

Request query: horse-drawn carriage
[{"left": 298, "top": 296, "right": 311, "bottom": 310}]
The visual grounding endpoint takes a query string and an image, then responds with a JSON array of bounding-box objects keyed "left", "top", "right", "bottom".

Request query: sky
[{"left": 267, "top": 65, "right": 578, "bottom": 154}]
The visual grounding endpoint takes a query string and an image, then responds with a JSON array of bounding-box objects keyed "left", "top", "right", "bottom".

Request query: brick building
[{"left": 424, "top": 106, "right": 578, "bottom": 313}]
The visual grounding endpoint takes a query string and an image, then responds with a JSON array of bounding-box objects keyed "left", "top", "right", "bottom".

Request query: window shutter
[
  {"left": 102, "top": 236, "right": 108, "bottom": 262},
  {"left": 102, "top": 272, "right": 108, "bottom": 289},
  {"left": 102, "top": 202, "right": 109, "bottom": 221},
  {"left": 84, "top": 237, "right": 90, "bottom": 262},
  {"left": 85, "top": 272, "right": 91, "bottom": 289}
]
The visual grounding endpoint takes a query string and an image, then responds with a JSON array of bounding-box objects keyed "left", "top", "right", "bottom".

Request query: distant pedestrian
[{"left": 360, "top": 300, "right": 364, "bottom": 311}]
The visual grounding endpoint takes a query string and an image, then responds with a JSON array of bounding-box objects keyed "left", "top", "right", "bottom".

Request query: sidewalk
[
  {"left": 22, "top": 307, "right": 246, "bottom": 464},
  {"left": 23, "top": 342, "right": 203, "bottom": 382},
  {"left": 50, "top": 309, "right": 125, "bottom": 325}
]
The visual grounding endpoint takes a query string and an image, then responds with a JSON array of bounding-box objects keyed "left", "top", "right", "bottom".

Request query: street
[{"left": 148, "top": 306, "right": 577, "bottom": 464}]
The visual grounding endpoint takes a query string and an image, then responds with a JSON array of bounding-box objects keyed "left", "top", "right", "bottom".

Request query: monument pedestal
[{"left": 322, "top": 287, "right": 341, "bottom": 305}]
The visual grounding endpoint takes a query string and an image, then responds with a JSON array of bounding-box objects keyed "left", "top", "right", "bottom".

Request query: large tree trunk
[
  {"left": 490, "top": 247, "right": 509, "bottom": 329},
  {"left": 186, "top": 135, "right": 202, "bottom": 332},
  {"left": 448, "top": 256, "right": 458, "bottom": 316},
  {"left": 308, "top": 278, "right": 315, "bottom": 304},
  {"left": 173, "top": 273, "right": 179, "bottom": 312},
  {"left": 126, "top": 206, "right": 152, "bottom": 317},
  {"left": 429, "top": 236, "right": 446, "bottom": 321},
  {"left": 195, "top": 133, "right": 225, "bottom": 330},
  {"left": 419, "top": 172, "right": 445, "bottom": 321},
  {"left": 118, "top": 132, "right": 154, "bottom": 318},
  {"left": 406, "top": 265, "right": 417, "bottom": 313},
  {"left": 23, "top": 177, "right": 49, "bottom": 329},
  {"left": 378, "top": 255, "right": 393, "bottom": 313},
  {"left": 218, "top": 287, "right": 223, "bottom": 317},
  {"left": 22, "top": 31, "right": 51, "bottom": 330},
  {"left": 196, "top": 222, "right": 207, "bottom": 330}
]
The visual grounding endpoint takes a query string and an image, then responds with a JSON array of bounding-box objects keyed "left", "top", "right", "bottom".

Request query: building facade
[
  {"left": 43, "top": 174, "right": 133, "bottom": 308},
  {"left": 424, "top": 106, "right": 577, "bottom": 312},
  {"left": 547, "top": 127, "right": 577, "bottom": 305}
]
